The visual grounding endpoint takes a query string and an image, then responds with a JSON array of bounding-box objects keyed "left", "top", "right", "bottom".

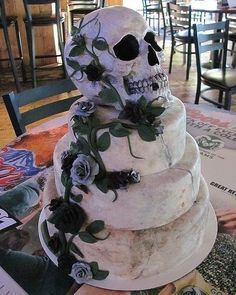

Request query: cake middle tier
[
  {"left": 68, "top": 96, "right": 186, "bottom": 176},
  {"left": 54, "top": 133, "right": 201, "bottom": 230}
]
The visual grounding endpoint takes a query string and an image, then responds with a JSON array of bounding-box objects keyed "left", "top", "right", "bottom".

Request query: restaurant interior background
[{"left": 0, "top": 0, "right": 235, "bottom": 149}]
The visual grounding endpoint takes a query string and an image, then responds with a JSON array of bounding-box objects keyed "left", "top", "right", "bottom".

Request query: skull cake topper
[{"left": 64, "top": 6, "right": 171, "bottom": 110}]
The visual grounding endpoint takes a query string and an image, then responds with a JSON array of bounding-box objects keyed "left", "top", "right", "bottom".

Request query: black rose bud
[
  {"left": 48, "top": 233, "right": 62, "bottom": 254},
  {"left": 61, "top": 150, "right": 77, "bottom": 174},
  {"left": 58, "top": 253, "right": 77, "bottom": 274},
  {"left": 84, "top": 63, "right": 104, "bottom": 81},
  {"left": 48, "top": 202, "right": 87, "bottom": 234},
  {"left": 107, "top": 170, "right": 140, "bottom": 190},
  {"left": 119, "top": 100, "right": 156, "bottom": 124},
  {"left": 48, "top": 197, "right": 64, "bottom": 212}
]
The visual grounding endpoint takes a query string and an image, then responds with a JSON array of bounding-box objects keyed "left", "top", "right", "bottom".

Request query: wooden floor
[{"left": 0, "top": 38, "right": 235, "bottom": 149}]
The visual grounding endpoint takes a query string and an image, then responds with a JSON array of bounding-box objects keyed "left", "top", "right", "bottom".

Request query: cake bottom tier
[{"left": 42, "top": 173, "right": 210, "bottom": 280}]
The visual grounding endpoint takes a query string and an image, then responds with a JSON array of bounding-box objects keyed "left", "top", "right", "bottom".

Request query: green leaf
[
  {"left": 97, "top": 132, "right": 111, "bottom": 151},
  {"left": 99, "top": 88, "right": 120, "bottom": 103},
  {"left": 89, "top": 116, "right": 101, "bottom": 128},
  {"left": 40, "top": 220, "right": 51, "bottom": 244},
  {"left": 72, "top": 117, "right": 90, "bottom": 135},
  {"left": 66, "top": 58, "right": 81, "bottom": 71},
  {"left": 76, "top": 137, "right": 91, "bottom": 154},
  {"left": 69, "top": 44, "right": 85, "bottom": 56},
  {"left": 95, "top": 178, "right": 108, "bottom": 193},
  {"left": 92, "top": 39, "right": 108, "bottom": 51},
  {"left": 61, "top": 171, "right": 69, "bottom": 187},
  {"left": 86, "top": 220, "right": 105, "bottom": 234},
  {"left": 137, "top": 124, "right": 156, "bottom": 142},
  {"left": 146, "top": 106, "right": 165, "bottom": 117},
  {"left": 89, "top": 261, "right": 99, "bottom": 273},
  {"left": 109, "top": 123, "right": 130, "bottom": 137},
  {"left": 92, "top": 269, "right": 109, "bottom": 280},
  {"left": 78, "top": 231, "right": 98, "bottom": 243},
  {"left": 70, "top": 242, "right": 84, "bottom": 258},
  {"left": 137, "top": 95, "right": 148, "bottom": 110},
  {"left": 70, "top": 193, "right": 83, "bottom": 203}
]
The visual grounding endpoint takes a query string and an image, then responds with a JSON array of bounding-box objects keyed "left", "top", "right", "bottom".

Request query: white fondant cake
[{"left": 39, "top": 5, "right": 216, "bottom": 289}]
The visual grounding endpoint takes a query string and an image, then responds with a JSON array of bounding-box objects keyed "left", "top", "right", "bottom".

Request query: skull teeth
[{"left": 124, "top": 73, "right": 168, "bottom": 95}]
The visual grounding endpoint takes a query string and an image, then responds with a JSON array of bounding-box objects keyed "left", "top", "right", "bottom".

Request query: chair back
[
  {"left": 3, "top": 79, "right": 82, "bottom": 137},
  {"left": 23, "top": 0, "right": 61, "bottom": 23},
  {"left": 68, "top": 0, "right": 104, "bottom": 9},
  {"left": 193, "top": 20, "right": 229, "bottom": 76},
  {"left": 167, "top": 2, "right": 192, "bottom": 40}
]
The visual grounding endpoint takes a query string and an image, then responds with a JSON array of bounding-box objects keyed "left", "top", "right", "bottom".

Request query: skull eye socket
[
  {"left": 148, "top": 45, "right": 159, "bottom": 66},
  {"left": 144, "top": 32, "right": 162, "bottom": 52},
  {"left": 113, "top": 34, "right": 139, "bottom": 61}
]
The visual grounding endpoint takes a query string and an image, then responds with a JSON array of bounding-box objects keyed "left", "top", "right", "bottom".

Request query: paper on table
[{"left": 0, "top": 267, "right": 28, "bottom": 295}]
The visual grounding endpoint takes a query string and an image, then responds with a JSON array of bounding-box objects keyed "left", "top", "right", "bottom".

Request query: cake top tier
[{"left": 64, "top": 6, "right": 171, "bottom": 110}]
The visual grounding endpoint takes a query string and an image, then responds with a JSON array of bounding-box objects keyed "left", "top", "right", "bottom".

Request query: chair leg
[
  {"left": 14, "top": 20, "right": 27, "bottom": 83},
  {"left": 194, "top": 79, "right": 201, "bottom": 104},
  {"left": 186, "top": 43, "right": 191, "bottom": 81},
  {"left": 218, "top": 90, "right": 223, "bottom": 106},
  {"left": 168, "top": 41, "right": 175, "bottom": 74},
  {"left": 162, "top": 25, "right": 166, "bottom": 49},
  {"left": 3, "top": 23, "right": 21, "bottom": 92},
  {"left": 224, "top": 91, "right": 231, "bottom": 110}
]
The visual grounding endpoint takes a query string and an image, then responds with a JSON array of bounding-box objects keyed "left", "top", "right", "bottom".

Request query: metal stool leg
[
  {"left": 14, "top": 20, "right": 27, "bottom": 83},
  {"left": 3, "top": 23, "right": 21, "bottom": 92}
]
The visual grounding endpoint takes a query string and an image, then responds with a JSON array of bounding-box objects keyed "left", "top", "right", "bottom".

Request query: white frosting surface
[
  {"left": 68, "top": 96, "right": 186, "bottom": 175},
  {"left": 53, "top": 133, "right": 201, "bottom": 229}
]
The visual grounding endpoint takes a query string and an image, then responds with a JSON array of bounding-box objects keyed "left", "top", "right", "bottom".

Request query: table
[
  {"left": 190, "top": 0, "right": 236, "bottom": 20},
  {"left": 0, "top": 104, "right": 235, "bottom": 295}
]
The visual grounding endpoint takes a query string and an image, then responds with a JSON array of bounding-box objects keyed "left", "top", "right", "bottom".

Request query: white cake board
[{"left": 38, "top": 204, "right": 217, "bottom": 291}]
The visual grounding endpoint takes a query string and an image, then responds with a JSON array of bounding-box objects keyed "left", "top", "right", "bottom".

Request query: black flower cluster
[
  {"left": 119, "top": 100, "right": 156, "bottom": 124},
  {"left": 107, "top": 170, "right": 140, "bottom": 190},
  {"left": 48, "top": 200, "right": 87, "bottom": 234},
  {"left": 61, "top": 150, "right": 77, "bottom": 174},
  {"left": 84, "top": 63, "right": 105, "bottom": 81}
]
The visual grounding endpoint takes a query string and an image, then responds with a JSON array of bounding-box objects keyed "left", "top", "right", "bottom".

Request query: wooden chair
[
  {"left": 68, "top": 0, "right": 105, "bottom": 27},
  {"left": 2, "top": 79, "right": 82, "bottom": 137},
  {"left": 0, "top": 0, "right": 26, "bottom": 92},
  {"left": 23, "top": 0, "right": 66, "bottom": 88},
  {"left": 167, "top": 2, "right": 195, "bottom": 81},
  {"left": 193, "top": 20, "right": 236, "bottom": 111},
  {"left": 142, "top": 0, "right": 166, "bottom": 48}
]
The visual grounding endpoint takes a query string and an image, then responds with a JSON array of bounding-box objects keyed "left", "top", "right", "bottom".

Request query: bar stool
[
  {"left": 0, "top": 0, "right": 26, "bottom": 92},
  {"left": 69, "top": 0, "right": 105, "bottom": 27},
  {"left": 23, "top": 0, "right": 66, "bottom": 88}
]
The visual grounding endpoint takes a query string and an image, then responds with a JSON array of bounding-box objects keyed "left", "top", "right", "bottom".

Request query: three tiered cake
[{"left": 39, "top": 6, "right": 216, "bottom": 290}]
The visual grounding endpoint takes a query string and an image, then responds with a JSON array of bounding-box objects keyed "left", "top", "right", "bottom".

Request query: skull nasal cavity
[
  {"left": 144, "top": 32, "right": 162, "bottom": 52},
  {"left": 113, "top": 34, "right": 139, "bottom": 61},
  {"left": 148, "top": 45, "right": 159, "bottom": 66}
]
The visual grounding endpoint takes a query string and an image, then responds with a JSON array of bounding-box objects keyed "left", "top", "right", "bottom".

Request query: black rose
[
  {"left": 48, "top": 202, "right": 87, "bottom": 234},
  {"left": 58, "top": 253, "right": 77, "bottom": 274},
  {"left": 107, "top": 170, "right": 140, "bottom": 190},
  {"left": 48, "top": 197, "right": 64, "bottom": 211},
  {"left": 61, "top": 150, "right": 77, "bottom": 174},
  {"left": 84, "top": 63, "right": 104, "bottom": 81},
  {"left": 119, "top": 101, "right": 155, "bottom": 124}
]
